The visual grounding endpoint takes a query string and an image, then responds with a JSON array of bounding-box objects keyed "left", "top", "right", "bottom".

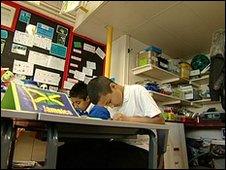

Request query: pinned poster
[
  {"left": 86, "top": 61, "right": 96, "bottom": 70},
  {"left": 74, "top": 70, "right": 85, "bottom": 81},
  {"left": 83, "top": 43, "right": 95, "bottom": 53},
  {"left": 46, "top": 55, "right": 65, "bottom": 71},
  {"left": 70, "top": 63, "right": 78, "bottom": 68},
  {"left": 11, "top": 43, "right": 27, "bottom": 55},
  {"left": 71, "top": 56, "right": 81, "bottom": 61},
  {"left": 73, "top": 49, "right": 81, "bottom": 54},
  {"left": 50, "top": 43, "right": 67, "bottom": 58},
  {"left": 28, "top": 50, "right": 49, "bottom": 67},
  {"left": 95, "top": 47, "right": 105, "bottom": 59},
  {"left": 63, "top": 81, "right": 75, "bottom": 90},
  {"left": 74, "top": 41, "right": 82, "bottom": 48},
  {"left": 1, "top": 30, "right": 8, "bottom": 39},
  {"left": 57, "top": 33, "right": 66, "bottom": 46},
  {"left": 56, "top": 25, "right": 68, "bottom": 35},
  {"left": 1, "top": 39, "right": 6, "bottom": 54},
  {"left": 13, "top": 60, "right": 34, "bottom": 76},
  {"left": 36, "top": 22, "right": 54, "bottom": 40},
  {"left": 34, "top": 34, "right": 52, "bottom": 50},
  {"left": 19, "top": 10, "right": 31, "bottom": 24},
  {"left": 84, "top": 76, "right": 92, "bottom": 85},
  {"left": 1, "top": 82, "right": 79, "bottom": 117},
  {"left": 69, "top": 69, "right": 75, "bottom": 74},
  {"left": 34, "top": 69, "right": 61, "bottom": 86},
  {"left": 82, "top": 67, "right": 93, "bottom": 76},
  {"left": 13, "top": 30, "right": 34, "bottom": 47}
]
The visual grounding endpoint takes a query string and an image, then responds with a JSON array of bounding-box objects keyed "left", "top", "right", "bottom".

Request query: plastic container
[
  {"left": 137, "top": 51, "right": 158, "bottom": 67},
  {"left": 179, "top": 62, "right": 191, "bottom": 80}
]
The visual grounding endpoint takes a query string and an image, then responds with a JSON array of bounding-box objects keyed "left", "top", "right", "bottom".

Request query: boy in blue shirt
[
  {"left": 70, "top": 81, "right": 110, "bottom": 119},
  {"left": 57, "top": 81, "right": 111, "bottom": 168}
]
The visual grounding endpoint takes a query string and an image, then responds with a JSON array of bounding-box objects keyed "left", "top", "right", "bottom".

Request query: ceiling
[
  {"left": 75, "top": 1, "right": 225, "bottom": 58},
  {"left": 21, "top": 1, "right": 225, "bottom": 59}
]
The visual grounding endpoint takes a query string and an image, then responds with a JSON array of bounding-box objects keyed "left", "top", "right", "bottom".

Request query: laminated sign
[{"left": 1, "top": 83, "right": 79, "bottom": 116}]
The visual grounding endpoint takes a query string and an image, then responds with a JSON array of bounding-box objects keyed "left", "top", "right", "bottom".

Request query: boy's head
[
  {"left": 87, "top": 76, "right": 123, "bottom": 108},
  {"left": 70, "top": 81, "right": 90, "bottom": 111}
]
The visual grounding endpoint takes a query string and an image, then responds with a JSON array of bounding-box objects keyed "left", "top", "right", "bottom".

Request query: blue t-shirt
[{"left": 89, "top": 105, "right": 110, "bottom": 120}]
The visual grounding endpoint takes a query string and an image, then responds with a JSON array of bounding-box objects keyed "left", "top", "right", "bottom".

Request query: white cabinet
[{"left": 164, "top": 122, "right": 189, "bottom": 169}]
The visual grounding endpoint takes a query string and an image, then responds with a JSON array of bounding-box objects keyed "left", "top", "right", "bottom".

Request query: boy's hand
[{"left": 113, "top": 113, "right": 127, "bottom": 121}]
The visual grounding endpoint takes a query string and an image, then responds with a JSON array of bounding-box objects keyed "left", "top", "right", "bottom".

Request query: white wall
[{"left": 110, "top": 35, "right": 129, "bottom": 85}]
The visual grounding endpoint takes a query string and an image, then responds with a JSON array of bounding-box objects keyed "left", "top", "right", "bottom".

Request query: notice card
[
  {"left": 11, "top": 43, "right": 27, "bottom": 55},
  {"left": 13, "top": 30, "right": 34, "bottom": 47},
  {"left": 13, "top": 60, "right": 34, "bottom": 76},
  {"left": 82, "top": 67, "right": 93, "bottom": 76},
  {"left": 95, "top": 47, "right": 105, "bottom": 60},
  {"left": 34, "top": 34, "right": 52, "bottom": 50},
  {"left": 74, "top": 70, "right": 85, "bottom": 81},
  {"left": 34, "top": 69, "right": 61, "bottom": 86},
  {"left": 83, "top": 43, "right": 95, "bottom": 53},
  {"left": 86, "top": 61, "right": 96, "bottom": 70}
]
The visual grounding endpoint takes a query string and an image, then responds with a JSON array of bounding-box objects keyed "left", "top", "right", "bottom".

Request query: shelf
[
  {"left": 189, "top": 75, "right": 209, "bottom": 87},
  {"left": 192, "top": 99, "right": 221, "bottom": 105},
  {"left": 132, "top": 64, "right": 180, "bottom": 84},
  {"left": 149, "top": 91, "right": 200, "bottom": 107}
]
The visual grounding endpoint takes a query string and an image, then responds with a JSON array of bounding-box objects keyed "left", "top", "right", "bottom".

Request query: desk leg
[
  {"left": 1, "top": 119, "right": 15, "bottom": 169},
  {"left": 148, "top": 132, "right": 157, "bottom": 169},
  {"left": 43, "top": 126, "right": 58, "bottom": 169}
]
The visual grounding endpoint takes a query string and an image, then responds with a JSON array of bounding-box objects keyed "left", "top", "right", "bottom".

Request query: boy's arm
[{"left": 113, "top": 113, "right": 165, "bottom": 124}]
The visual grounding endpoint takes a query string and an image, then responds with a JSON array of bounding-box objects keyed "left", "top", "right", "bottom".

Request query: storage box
[
  {"left": 137, "top": 51, "right": 158, "bottom": 67},
  {"left": 179, "top": 62, "right": 191, "bottom": 80},
  {"left": 157, "top": 56, "right": 169, "bottom": 70}
]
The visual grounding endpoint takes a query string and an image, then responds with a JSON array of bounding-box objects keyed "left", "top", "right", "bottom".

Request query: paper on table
[
  {"left": 33, "top": 34, "right": 52, "bottom": 50},
  {"left": 71, "top": 56, "right": 81, "bottom": 61},
  {"left": 13, "top": 30, "right": 34, "bottom": 47},
  {"left": 13, "top": 60, "right": 34, "bottom": 76},
  {"left": 82, "top": 67, "right": 93, "bottom": 76},
  {"left": 34, "top": 69, "right": 61, "bottom": 86},
  {"left": 63, "top": 81, "right": 75, "bottom": 90},
  {"left": 95, "top": 47, "right": 105, "bottom": 60},
  {"left": 86, "top": 61, "right": 96, "bottom": 70},
  {"left": 74, "top": 70, "right": 85, "bottom": 81},
  {"left": 83, "top": 43, "right": 95, "bottom": 53},
  {"left": 11, "top": 43, "right": 27, "bottom": 55}
]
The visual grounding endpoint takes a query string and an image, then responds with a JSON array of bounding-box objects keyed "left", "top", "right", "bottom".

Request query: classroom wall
[{"left": 110, "top": 35, "right": 129, "bottom": 84}]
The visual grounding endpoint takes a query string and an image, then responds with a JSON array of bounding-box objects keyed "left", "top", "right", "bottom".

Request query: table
[{"left": 1, "top": 109, "right": 169, "bottom": 169}]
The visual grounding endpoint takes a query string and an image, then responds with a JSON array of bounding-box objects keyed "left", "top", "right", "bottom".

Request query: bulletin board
[
  {"left": 62, "top": 34, "right": 106, "bottom": 89},
  {"left": 1, "top": 1, "right": 73, "bottom": 90},
  {"left": 1, "top": 1, "right": 106, "bottom": 91}
]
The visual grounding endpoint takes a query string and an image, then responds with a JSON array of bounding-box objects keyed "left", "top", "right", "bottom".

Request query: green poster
[
  {"left": 74, "top": 41, "right": 82, "bottom": 48},
  {"left": 19, "top": 10, "right": 31, "bottom": 24}
]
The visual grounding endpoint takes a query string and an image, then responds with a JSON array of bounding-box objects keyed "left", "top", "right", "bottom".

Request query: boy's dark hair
[
  {"left": 70, "top": 81, "right": 88, "bottom": 100},
  {"left": 87, "top": 76, "right": 115, "bottom": 104}
]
